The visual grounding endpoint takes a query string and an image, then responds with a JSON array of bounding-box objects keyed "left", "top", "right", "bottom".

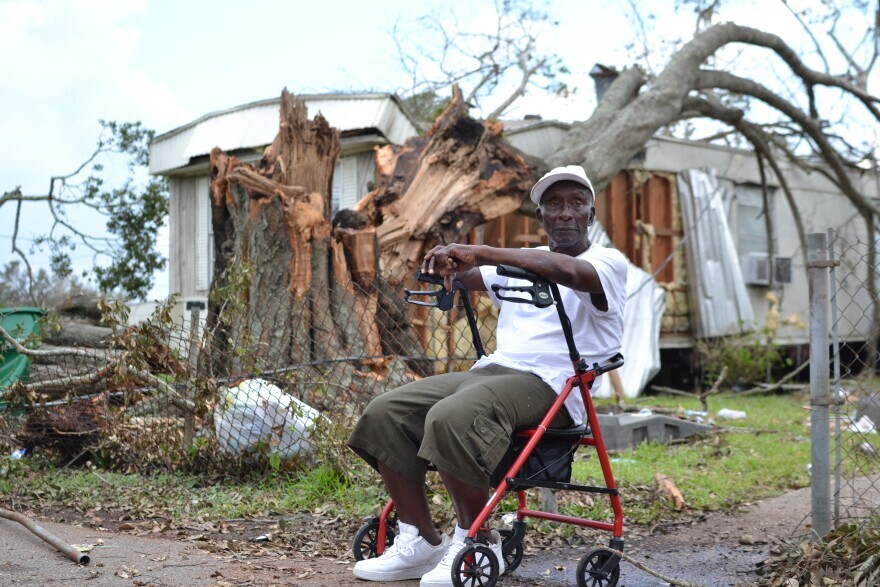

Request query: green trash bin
[{"left": 0, "top": 307, "right": 45, "bottom": 390}]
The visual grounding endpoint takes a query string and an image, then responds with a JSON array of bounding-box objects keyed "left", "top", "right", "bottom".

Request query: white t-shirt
[{"left": 473, "top": 244, "right": 627, "bottom": 425}]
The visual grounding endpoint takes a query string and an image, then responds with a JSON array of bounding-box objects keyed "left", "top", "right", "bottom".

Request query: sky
[{"left": 0, "top": 0, "right": 875, "bottom": 301}]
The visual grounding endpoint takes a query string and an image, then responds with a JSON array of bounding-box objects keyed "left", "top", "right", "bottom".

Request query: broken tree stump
[{"left": 356, "top": 85, "right": 537, "bottom": 283}]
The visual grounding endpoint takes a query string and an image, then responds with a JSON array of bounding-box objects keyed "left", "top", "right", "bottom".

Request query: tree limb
[
  {"left": 736, "top": 359, "right": 810, "bottom": 396},
  {"left": 696, "top": 69, "right": 880, "bottom": 218},
  {"left": 604, "top": 547, "right": 703, "bottom": 587},
  {"left": 0, "top": 323, "right": 117, "bottom": 360},
  {"left": 486, "top": 51, "right": 545, "bottom": 120}
]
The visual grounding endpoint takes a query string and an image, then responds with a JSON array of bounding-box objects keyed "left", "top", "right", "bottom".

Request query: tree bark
[
  {"left": 357, "top": 85, "right": 537, "bottom": 283},
  {"left": 206, "top": 89, "right": 340, "bottom": 375},
  {"left": 41, "top": 319, "right": 112, "bottom": 348},
  {"left": 201, "top": 86, "right": 536, "bottom": 403}
]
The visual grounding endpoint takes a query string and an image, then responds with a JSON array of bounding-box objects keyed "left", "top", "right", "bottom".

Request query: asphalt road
[{"left": 1, "top": 476, "right": 877, "bottom": 586}]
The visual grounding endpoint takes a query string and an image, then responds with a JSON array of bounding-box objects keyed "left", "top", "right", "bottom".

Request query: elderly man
[{"left": 347, "top": 165, "right": 627, "bottom": 587}]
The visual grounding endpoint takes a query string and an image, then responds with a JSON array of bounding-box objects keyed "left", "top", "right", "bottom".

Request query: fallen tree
[{"left": 203, "top": 87, "right": 535, "bottom": 407}]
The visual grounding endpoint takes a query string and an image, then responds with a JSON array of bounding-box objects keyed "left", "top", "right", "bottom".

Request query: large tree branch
[
  {"left": 0, "top": 323, "right": 118, "bottom": 360},
  {"left": 697, "top": 69, "right": 880, "bottom": 218},
  {"left": 0, "top": 188, "right": 54, "bottom": 206},
  {"left": 552, "top": 22, "right": 880, "bottom": 196},
  {"left": 486, "top": 49, "right": 545, "bottom": 120}
]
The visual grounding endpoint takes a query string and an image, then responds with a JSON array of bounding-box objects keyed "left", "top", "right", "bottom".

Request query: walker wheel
[
  {"left": 451, "top": 543, "right": 500, "bottom": 587},
  {"left": 352, "top": 518, "right": 396, "bottom": 561},
  {"left": 576, "top": 547, "right": 620, "bottom": 587},
  {"left": 498, "top": 528, "right": 524, "bottom": 574}
]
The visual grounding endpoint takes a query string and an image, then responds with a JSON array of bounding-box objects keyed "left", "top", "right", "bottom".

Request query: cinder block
[
  {"left": 856, "top": 393, "right": 880, "bottom": 429},
  {"left": 592, "top": 414, "right": 713, "bottom": 452}
]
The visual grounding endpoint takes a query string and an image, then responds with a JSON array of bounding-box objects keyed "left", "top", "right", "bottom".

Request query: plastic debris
[
  {"left": 857, "top": 442, "right": 878, "bottom": 457},
  {"left": 684, "top": 410, "right": 708, "bottom": 417},
  {"left": 717, "top": 408, "right": 747, "bottom": 420},
  {"left": 214, "top": 378, "right": 323, "bottom": 458},
  {"left": 847, "top": 415, "right": 876, "bottom": 434},
  {"left": 7, "top": 449, "right": 25, "bottom": 460},
  {"left": 635, "top": 408, "right": 653, "bottom": 417}
]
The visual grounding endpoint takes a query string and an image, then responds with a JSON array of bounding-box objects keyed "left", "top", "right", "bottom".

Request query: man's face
[{"left": 535, "top": 180, "right": 595, "bottom": 255}]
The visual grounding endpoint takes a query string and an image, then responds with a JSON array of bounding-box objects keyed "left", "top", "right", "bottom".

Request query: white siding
[
  {"left": 168, "top": 176, "right": 200, "bottom": 298},
  {"left": 332, "top": 155, "right": 365, "bottom": 212},
  {"left": 195, "top": 176, "right": 210, "bottom": 292}
]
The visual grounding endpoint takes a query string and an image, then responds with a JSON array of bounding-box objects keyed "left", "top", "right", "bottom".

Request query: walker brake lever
[
  {"left": 404, "top": 272, "right": 457, "bottom": 311},
  {"left": 491, "top": 284, "right": 554, "bottom": 308},
  {"left": 491, "top": 264, "right": 554, "bottom": 308}
]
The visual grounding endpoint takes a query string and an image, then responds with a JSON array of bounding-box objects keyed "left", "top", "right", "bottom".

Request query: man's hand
[{"left": 421, "top": 244, "right": 479, "bottom": 290}]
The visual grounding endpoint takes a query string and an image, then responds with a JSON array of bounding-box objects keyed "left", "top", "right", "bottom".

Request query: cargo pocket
[{"left": 468, "top": 414, "right": 510, "bottom": 476}]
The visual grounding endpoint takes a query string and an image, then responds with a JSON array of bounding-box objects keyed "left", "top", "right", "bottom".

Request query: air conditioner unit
[
  {"left": 774, "top": 256, "right": 793, "bottom": 284},
  {"left": 742, "top": 252, "right": 770, "bottom": 285},
  {"left": 742, "top": 253, "right": 793, "bottom": 285}
]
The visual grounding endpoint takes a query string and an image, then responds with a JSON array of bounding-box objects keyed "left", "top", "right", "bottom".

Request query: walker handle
[
  {"left": 492, "top": 265, "right": 554, "bottom": 308},
  {"left": 404, "top": 272, "right": 457, "bottom": 311},
  {"left": 496, "top": 264, "right": 541, "bottom": 282},
  {"left": 593, "top": 353, "right": 625, "bottom": 375}
]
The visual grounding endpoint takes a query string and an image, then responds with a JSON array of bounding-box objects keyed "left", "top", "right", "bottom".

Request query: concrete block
[
  {"left": 856, "top": 393, "right": 880, "bottom": 430},
  {"left": 592, "top": 414, "right": 713, "bottom": 452}
]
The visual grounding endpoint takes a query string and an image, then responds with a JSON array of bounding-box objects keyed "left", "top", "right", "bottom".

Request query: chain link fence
[
  {"left": 809, "top": 229, "right": 880, "bottom": 537},
  {"left": 0, "top": 270, "right": 496, "bottom": 475}
]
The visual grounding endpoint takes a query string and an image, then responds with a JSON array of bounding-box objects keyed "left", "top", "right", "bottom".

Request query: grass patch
[
  {"left": 565, "top": 391, "right": 880, "bottom": 525},
  {"left": 7, "top": 463, "right": 383, "bottom": 523},
  {"left": 5, "top": 392, "right": 878, "bottom": 533}
]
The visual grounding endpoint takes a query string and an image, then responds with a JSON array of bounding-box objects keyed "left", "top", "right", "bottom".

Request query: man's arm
[
  {"left": 446, "top": 267, "right": 487, "bottom": 291},
  {"left": 422, "top": 244, "right": 605, "bottom": 295}
]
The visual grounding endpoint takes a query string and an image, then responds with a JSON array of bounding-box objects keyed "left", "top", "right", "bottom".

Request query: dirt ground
[{"left": 1, "top": 478, "right": 876, "bottom": 587}]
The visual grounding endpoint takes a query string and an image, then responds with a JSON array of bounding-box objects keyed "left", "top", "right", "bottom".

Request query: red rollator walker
[{"left": 353, "top": 264, "right": 626, "bottom": 587}]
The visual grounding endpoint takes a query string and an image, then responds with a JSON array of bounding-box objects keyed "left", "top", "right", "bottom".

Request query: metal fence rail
[
  {"left": 810, "top": 229, "right": 880, "bottom": 537},
  {"left": 0, "top": 271, "right": 496, "bottom": 474}
]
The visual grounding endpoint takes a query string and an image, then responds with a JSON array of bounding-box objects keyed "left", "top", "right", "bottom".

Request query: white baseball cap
[{"left": 529, "top": 165, "right": 595, "bottom": 205}]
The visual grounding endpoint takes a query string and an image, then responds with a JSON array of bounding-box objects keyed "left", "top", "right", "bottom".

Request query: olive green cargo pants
[{"left": 347, "top": 364, "right": 572, "bottom": 487}]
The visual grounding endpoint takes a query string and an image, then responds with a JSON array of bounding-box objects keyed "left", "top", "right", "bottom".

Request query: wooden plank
[{"left": 514, "top": 234, "right": 543, "bottom": 244}]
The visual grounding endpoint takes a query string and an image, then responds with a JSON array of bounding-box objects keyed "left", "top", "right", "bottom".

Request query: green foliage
[
  {"left": 84, "top": 121, "right": 169, "bottom": 300},
  {"left": 268, "top": 452, "right": 282, "bottom": 472},
  {"left": 7, "top": 120, "right": 168, "bottom": 301},
  {"left": 93, "top": 173, "right": 168, "bottom": 299},
  {"left": 695, "top": 327, "right": 788, "bottom": 387}
]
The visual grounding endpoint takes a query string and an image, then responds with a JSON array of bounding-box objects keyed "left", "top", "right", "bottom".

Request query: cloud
[
  {"left": 0, "top": 0, "right": 184, "bottom": 298},
  {"left": 0, "top": 0, "right": 185, "bottom": 194}
]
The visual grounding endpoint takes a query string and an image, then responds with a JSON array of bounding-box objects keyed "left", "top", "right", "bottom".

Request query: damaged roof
[{"left": 149, "top": 93, "right": 421, "bottom": 175}]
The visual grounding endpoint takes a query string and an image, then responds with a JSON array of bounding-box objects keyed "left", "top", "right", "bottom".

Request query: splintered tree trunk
[
  {"left": 203, "top": 86, "right": 535, "bottom": 407},
  {"left": 206, "top": 90, "right": 341, "bottom": 376},
  {"left": 357, "top": 85, "right": 537, "bottom": 283}
]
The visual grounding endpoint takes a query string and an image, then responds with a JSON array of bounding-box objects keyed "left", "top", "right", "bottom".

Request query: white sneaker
[
  {"left": 419, "top": 530, "right": 505, "bottom": 587},
  {"left": 353, "top": 523, "right": 451, "bottom": 582}
]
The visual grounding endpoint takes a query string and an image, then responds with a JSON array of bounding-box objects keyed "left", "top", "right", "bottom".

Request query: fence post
[
  {"left": 184, "top": 303, "right": 204, "bottom": 453},
  {"left": 808, "top": 232, "right": 831, "bottom": 538},
  {"left": 827, "top": 228, "right": 841, "bottom": 527}
]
